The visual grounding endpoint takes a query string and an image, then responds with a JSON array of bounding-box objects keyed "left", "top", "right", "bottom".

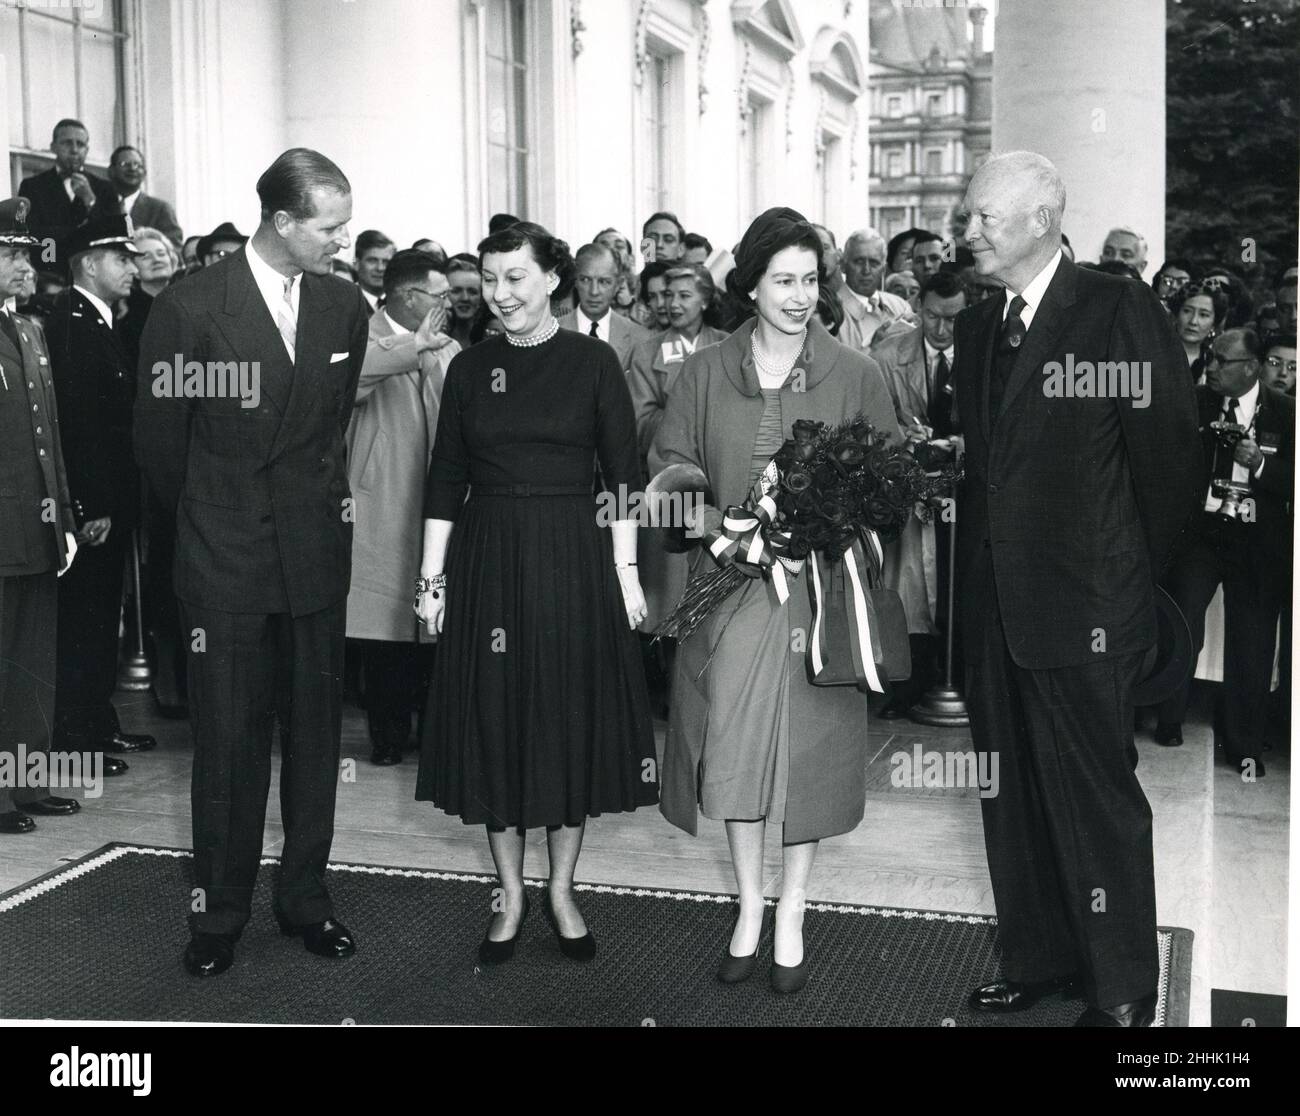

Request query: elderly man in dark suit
[
  {"left": 18, "top": 119, "right": 117, "bottom": 245},
  {"left": 1155, "top": 328, "right": 1294, "bottom": 775},
  {"left": 48, "top": 214, "right": 156, "bottom": 763},
  {"left": 135, "top": 148, "right": 368, "bottom": 978},
  {"left": 0, "top": 198, "right": 87, "bottom": 834},
  {"left": 107, "top": 146, "right": 184, "bottom": 248},
  {"left": 952, "top": 151, "right": 1201, "bottom": 1027}
]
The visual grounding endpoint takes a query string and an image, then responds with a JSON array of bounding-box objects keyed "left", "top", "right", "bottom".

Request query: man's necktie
[
  {"left": 928, "top": 349, "right": 954, "bottom": 436},
  {"left": 989, "top": 294, "right": 1027, "bottom": 417},
  {"left": 589, "top": 319, "right": 600, "bottom": 338},
  {"left": 276, "top": 275, "right": 297, "bottom": 362}
]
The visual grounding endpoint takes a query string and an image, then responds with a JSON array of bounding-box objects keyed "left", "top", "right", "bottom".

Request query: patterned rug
[{"left": 0, "top": 843, "right": 1192, "bottom": 1026}]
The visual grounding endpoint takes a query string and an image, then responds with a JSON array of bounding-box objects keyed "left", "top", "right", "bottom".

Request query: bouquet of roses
[{"left": 654, "top": 414, "right": 962, "bottom": 644}]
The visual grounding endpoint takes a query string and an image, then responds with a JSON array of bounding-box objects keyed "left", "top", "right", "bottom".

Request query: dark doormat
[{"left": 0, "top": 843, "right": 1192, "bottom": 1027}]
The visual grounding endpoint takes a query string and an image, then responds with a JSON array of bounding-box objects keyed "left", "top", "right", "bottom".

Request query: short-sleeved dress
[{"left": 415, "top": 328, "right": 659, "bottom": 828}]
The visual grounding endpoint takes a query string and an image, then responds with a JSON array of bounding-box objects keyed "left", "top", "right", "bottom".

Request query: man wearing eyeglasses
[
  {"left": 108, "top": 146, "right": 183, "bottom": 249},
  {"left": 1155, "top": 328, "right": 1294, "bottom": 779},
  {"left": 1151, "top": 260, "right": 1194, "bottom": 312},
  {"left": 344, "top": 249, "right": 458, "bottom": 765}
]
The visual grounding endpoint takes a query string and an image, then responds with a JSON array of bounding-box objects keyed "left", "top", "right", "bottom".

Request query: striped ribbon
[
  {"left": 808, "top": 532, "right": 887, "bottom": 693},
  {"left": 702, "top": 494, "right": 805, "bottom": 603}
]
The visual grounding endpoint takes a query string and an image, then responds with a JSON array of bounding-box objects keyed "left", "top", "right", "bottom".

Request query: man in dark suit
[
  {"left": 952, "top": 151, "right": 1201, "bottom": 1027},
  {"left": 558, "top": 242, "right": 649, "bottom": 370},
  {"left": 18, "top": 119, "right": 117, "bottom": 245},
  {"left": 135, "top": 148, "right": 368, "bottom": 978},
  {"left": 107, "top": 146, "right": 184, "bottom": 248},
  {"left": 47, "top": 214, "right": 156, "bottom": 763},
  {"left": 0, "top": 197, "right": 87, "bottom": 833},
  {"left": 1155, "top": 328, "right": 1293, "bottom": 775}
]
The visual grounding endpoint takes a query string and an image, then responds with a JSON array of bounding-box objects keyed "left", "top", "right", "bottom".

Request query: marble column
[{"left": 992, "top": 0, "right": 1165, "bottom": 271}]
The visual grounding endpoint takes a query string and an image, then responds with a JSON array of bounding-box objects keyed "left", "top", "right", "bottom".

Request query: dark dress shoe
[
  {"left": 104, "top": 731, "right": 157, "bottom": 753},
  {"left": 1153, "top": 721, "right": 1183, "bottom": 746},
  {"left": 103, "top": 756, "right": 129, "bottom": 777},
  {"left": 770, "top": 958, "right": 809, "bottom": 994},
  {"left": 278, "top": 917, "right": 357, "bottom": 958},
  {"left": 717, "top": 907, "right": 770, "bottom": 984},
  {"left": 183, "top": 933, "right": 235, "bottom": 977},
  {"left": 0, "top": 811, "right": 36, "bottom": 834},
  {"left": 1074, "top": 991, "right": 1156, "bottom": 1027},
  {"left": 543, "top": 892, "right": 597, "bottom": 962},
  {"left": 969, "top": 974, "right": 1082, "bottom": 1013},
  {"left": 23, "top": 796, "right": 81, "bottom": 816},
  {"left": 479, "top": 894, "right": 531, "bottom": 965}
]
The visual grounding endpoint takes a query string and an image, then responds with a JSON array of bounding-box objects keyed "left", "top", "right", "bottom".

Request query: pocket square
[{"left": 330, "top": 351, "right": 350, "bottom": 363}]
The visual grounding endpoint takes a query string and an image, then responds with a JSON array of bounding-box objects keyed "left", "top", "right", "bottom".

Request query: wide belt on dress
[{"left": 471, "top": 484, "right": 594, "bottom": 497}]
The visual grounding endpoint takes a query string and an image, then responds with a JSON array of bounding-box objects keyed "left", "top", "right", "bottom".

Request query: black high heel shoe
[
  {"left": 770, "top": 909, "right": 809, "bottom": 993},
  {"left": 717, "top": 904, "right": 771, "bottom": 984},
  {"left": 543, "top": 891, "right": 597, "bottom": 962},
  {"left": 478, "top": 892, "right": 530, "bottom": 965}
]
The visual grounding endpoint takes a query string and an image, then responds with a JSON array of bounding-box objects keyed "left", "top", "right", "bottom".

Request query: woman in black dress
[{"left": 414, "top": 222, "right": 657, "bottom": 964}]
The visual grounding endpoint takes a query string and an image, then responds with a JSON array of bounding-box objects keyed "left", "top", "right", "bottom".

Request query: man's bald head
[
  {"left": 969, "top": 151, "right": 1067, "bottom": 235},
  {"left": 844, "top": 228, "right": 886, "bottom": 257},
  {"left": 963, "top": 150, "right": 1067, "bottom": 292}
]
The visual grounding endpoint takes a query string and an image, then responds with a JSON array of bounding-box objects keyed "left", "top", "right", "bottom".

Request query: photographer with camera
[{"left": 1154, "top": 328, "right": 1294, "bottom": 776}]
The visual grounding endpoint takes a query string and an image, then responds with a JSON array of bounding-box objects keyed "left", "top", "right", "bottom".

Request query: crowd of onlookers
[{"left": 6, "top": 116, "right": 1296, "bottom": 778}]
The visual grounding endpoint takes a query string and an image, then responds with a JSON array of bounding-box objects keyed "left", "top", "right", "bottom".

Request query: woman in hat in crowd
[
  {"left": 648, "top": 207, "right": 902, "bottom": 993},
  {"left": 415, "top": 221, "right": 657, "bottom": 966}
]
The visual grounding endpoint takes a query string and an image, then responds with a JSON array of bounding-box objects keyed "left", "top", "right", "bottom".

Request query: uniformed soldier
[
  {"left": 48, "top": 213, "right": 157, "bottom": 760},
  {"left": 0, "top": 197, "right": 106, "bottom": 834}
]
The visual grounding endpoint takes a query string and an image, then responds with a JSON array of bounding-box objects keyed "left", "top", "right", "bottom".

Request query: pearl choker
[{"left": 505, "top": 316, "right": 560, "bottom": 348}]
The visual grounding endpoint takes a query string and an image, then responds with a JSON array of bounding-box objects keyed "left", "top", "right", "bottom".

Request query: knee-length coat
[{"left": 648, "top": 316, "right": 902, "bottom": 844}]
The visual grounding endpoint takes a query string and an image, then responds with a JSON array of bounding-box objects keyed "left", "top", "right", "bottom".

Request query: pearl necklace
[
  {"left": 751, "top": 328, "right": 806, "bottom": 381},
  {"left": 505, "top": 316, "right": 560, "bottom": 348}
]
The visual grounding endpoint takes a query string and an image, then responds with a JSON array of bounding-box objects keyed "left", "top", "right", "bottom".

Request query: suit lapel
[
  {"left": 991, "top": 257, "right": 1078, "bottom": 434},
  {"left": 276, "top": 273, "right": 333, "bottom": 454},
  {"left": 965, "top": 296, "right": 1000, "bottom": 441},
  {"left": 216, "top": 252, "right": 295, "bottom": 423}
]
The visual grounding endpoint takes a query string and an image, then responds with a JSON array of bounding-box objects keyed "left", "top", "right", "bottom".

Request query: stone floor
[{"left": 1, "top": 682, "right": 1288, "bottom": 1028}]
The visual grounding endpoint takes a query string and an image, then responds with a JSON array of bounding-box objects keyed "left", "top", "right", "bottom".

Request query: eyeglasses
[
  {"left": 407, "top": 288, "right": 450, "bottom": 302},
  {"left": 1156, "top": 274, "right": 1189, "bottom": 291},
  {"left": 1204, "top": 352, "right": 1253, "bottom": 368}
]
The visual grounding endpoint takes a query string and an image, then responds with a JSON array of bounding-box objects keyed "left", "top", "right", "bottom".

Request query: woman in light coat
[{"left": 649, "top": 208, "right": 901, "bottom": 993}]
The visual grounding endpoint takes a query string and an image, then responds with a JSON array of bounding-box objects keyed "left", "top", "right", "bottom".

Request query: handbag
[{"left": 804, "top": 531, "right": 912, "bottom": 692}]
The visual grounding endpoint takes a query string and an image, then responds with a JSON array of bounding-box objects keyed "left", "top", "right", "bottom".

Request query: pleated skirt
[{"left": 415, "top": 493, "right": 659, "bottom": 828}]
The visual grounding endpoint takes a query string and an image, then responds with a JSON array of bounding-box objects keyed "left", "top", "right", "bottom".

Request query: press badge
[
  {"left": 1259, "top": 432, "right": 1279, "bottom": 456},
  {"left": 660, "top": 340, "right": 686, "bottom": 364}
]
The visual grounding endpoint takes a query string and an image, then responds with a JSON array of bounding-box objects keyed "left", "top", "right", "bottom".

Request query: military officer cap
[
  {"left": 61, "top": 211, "right": 143, "bottom": 265},
  {"left": 0, "top": 197, "right": 40, "bottom": 248}
]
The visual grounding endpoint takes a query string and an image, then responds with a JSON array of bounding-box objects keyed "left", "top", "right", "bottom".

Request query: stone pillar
[{"left": 992, "top": 0, "right": 1165, "bottom": 272}]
